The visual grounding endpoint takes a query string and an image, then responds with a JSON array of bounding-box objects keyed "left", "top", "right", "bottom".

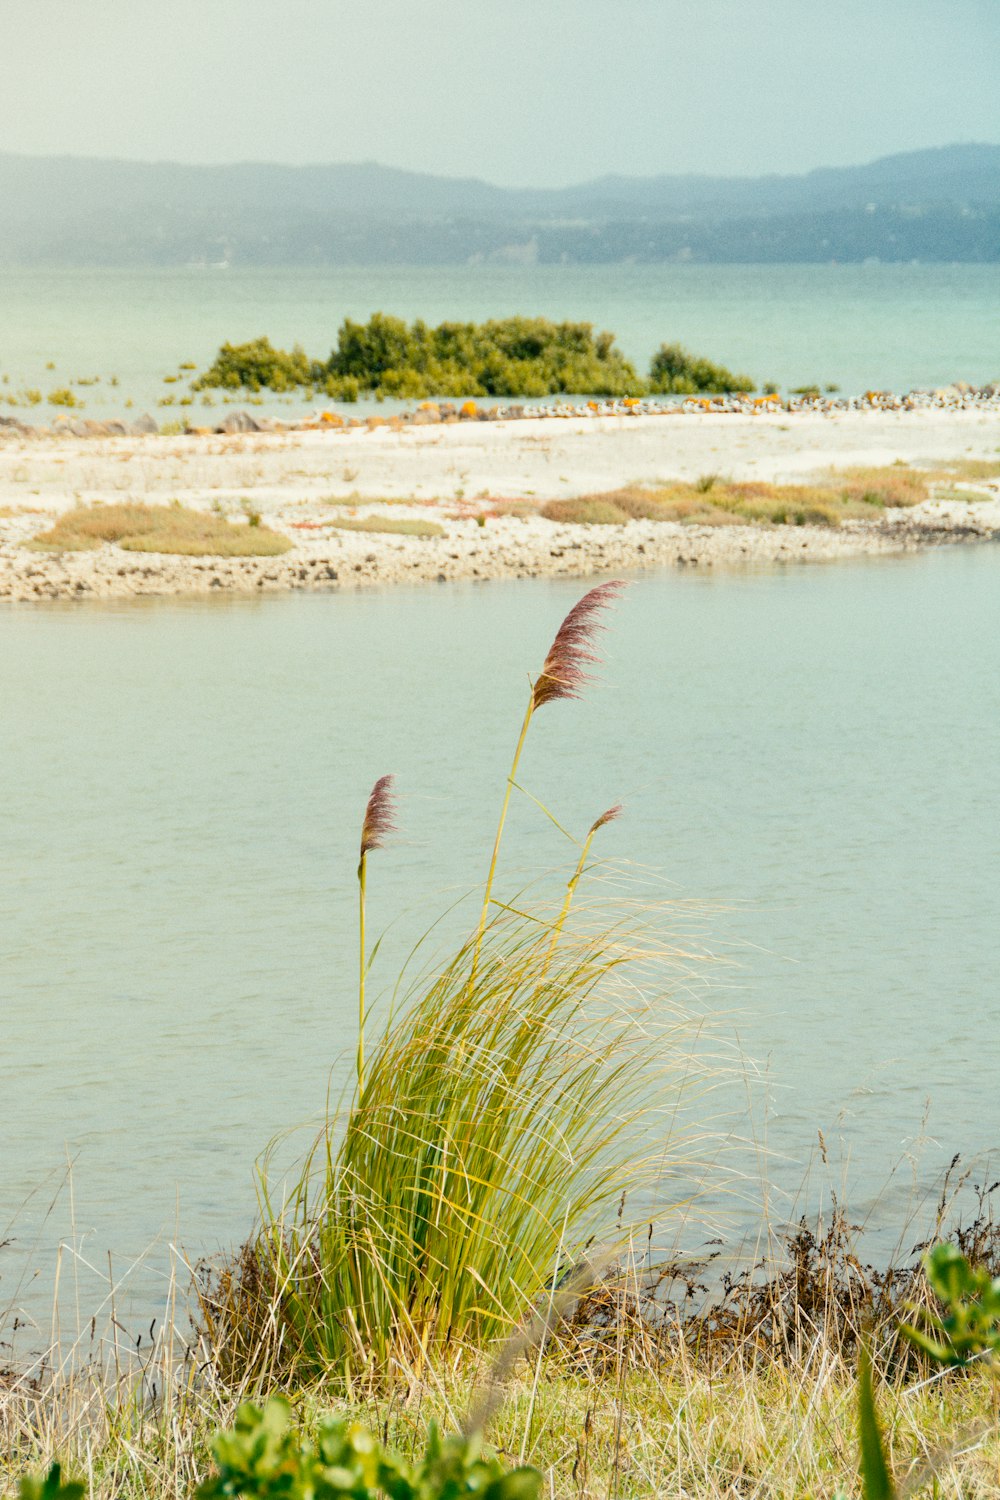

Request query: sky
[{"left": 1, "top": 0, "right": 998, "bottom": 187}]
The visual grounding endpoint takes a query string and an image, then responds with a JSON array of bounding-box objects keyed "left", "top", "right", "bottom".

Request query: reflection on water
[{"left": 3, "top": 545, "right": 1000, "bottom": 1324}]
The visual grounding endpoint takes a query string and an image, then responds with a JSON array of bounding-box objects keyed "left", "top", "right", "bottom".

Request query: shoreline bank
[
  {"left": 1, "top": 410, "right": 998, "bottom": 602},
  {"left": 2, "top": 508, "right": 996, "bottom": 604}
]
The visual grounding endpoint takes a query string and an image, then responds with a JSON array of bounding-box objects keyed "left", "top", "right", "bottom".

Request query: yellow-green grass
[
  {"left": 541, "top": 468, "right": 943, "bottom": 529},
  {"left": 225, "top": 909, "right": 701, "bottom": 1386},
  {"left": 4, "top": 1318, "right": 1000, "bottom": 1500},
  {"left": 26, "top": 502, "right": 292, "bottom": 556},
  {"left": 327, "top": 515, "right": 445, "bottom": 538},
  {"left": 933, "top": 457, "right": 1000, "bottom": 482},
  {"left": 932, "top": 485, "right": 997, "bottom": 504}
]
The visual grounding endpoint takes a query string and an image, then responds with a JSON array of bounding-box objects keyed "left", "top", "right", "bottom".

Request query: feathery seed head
[
  {"left": 359, "top": 774, "right": 397, "bottom": 858},
  {"left": 589, "top": 802, "right": 623, "bottom": 836},
  {"left": 531, "top": 580, "right": 626, "bottom": 710}
]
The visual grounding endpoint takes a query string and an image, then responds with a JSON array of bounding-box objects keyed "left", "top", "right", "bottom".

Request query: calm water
[
  {"left": 3, "top": 548, "right": 1000, "bottom": 1325},
  {"left": 1, "top": 263, "right": 999, "bottom": 419}
]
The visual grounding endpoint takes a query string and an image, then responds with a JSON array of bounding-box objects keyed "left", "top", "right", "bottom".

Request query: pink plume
[{"left": 532, "top": 580, "right": 626, "bottom": 710}]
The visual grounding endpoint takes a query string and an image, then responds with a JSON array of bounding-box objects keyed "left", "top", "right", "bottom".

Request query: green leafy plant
[
  {"left": 853, "top": 1242, "right": 1000, "bottom": 1499},
  {"left": 648, "top": 343, "right": 755, "bottom": 394},
  {"left": 900, "top": 1241, "right": 1000, "bottom": 1367},
  {"left": 18, "top": 1465, "right": 86, "bottom": 1500},
  {"left": 196, "top": 1397, "right": 540, "bottom": 1500}
]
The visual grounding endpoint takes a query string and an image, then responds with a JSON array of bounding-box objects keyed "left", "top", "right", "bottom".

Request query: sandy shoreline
[{"left": 2, "top": 409, "right": 998, "bottom": 601}]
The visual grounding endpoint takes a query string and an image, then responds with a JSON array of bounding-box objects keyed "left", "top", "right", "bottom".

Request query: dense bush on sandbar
[
  {"left": 27, "top": 502, "right": 292, "bottom": 556},
  {"left": 648, "top": 342, "right": 755, "bottom": 395},
  {"left": 191, "top": 316, "right": 756, "bottom": 399},
  {"left": 191, "top": 337, "right": 316, "bottom": 394}
]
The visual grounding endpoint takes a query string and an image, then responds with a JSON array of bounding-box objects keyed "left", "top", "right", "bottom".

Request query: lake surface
[
  {"left": 3, "top": 546, "right": 1000, "bottom": 1329},
  {"left": 1, "top": 263, "right": 998, "bottom": 420}
]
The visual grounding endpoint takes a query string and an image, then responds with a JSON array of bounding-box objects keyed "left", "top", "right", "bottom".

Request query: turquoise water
[
  {"left": 1, "top": 263, "right": 998, "bottom": 420},
  {"left": 3, "top": 547, "right": 1000, "bottom": 1326}
]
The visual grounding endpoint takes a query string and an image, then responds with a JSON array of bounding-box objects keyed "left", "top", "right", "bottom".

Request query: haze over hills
[{"left": 2, "top": 143, "right": 999, "bottom": 266}]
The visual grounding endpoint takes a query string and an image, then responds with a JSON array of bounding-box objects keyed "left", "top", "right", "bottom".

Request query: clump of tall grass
[
  {"left": 205, "top": 582, "right": 711, "bottom": 1386},
  {"left": 253, "top": 916, "right": 698, "bottom": 1383},
  {"left": 27, "top": 503, "right": 292, "bottom": 557}
]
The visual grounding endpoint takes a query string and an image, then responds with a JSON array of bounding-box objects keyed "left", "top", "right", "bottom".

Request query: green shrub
[
  {"left": 193, "top": 337, "right": 317, "bottom": 393},
  {"left": 648, "top": 343, "right": 755, "bottom": 394},
  {"left": 197, "top": 1397, "right": 540, "bottom": 1500},
  {"left": 193, "top": 322, "right": 759, "bottom": 401},
  {"left": 192, "top": 316, "right": 648, "bottom": 399},
  {"left": 47, "top": 387, "right": 80, "bottom": 408}
]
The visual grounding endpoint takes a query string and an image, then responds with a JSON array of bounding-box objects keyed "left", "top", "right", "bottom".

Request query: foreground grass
[
  {"left": 27, "top": 503, "right": 292, "bottom": 556},
  {"left": 5, "top": 1335, "right": 1000, "bottom": 1500}
]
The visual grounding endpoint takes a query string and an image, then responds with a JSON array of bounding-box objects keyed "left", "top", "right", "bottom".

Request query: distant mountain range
[{"left": 2, "top": 144, "right": 999, "bottom": 265}]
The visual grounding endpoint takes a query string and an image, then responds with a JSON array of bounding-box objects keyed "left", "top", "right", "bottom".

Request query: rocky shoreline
[
  {"left": 2, "top": 505, "right": 996, "bottom": 604},
  {"left": 2, "top": 410, "right": 998, "bottom": 603},
  {"left": 2, "top": 379, "right": 1000, "bottom": 446}
]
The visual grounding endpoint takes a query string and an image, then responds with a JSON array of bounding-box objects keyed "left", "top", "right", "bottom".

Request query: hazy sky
[{"left": 1, "top": 0, "right": 998, "bottom": 186}]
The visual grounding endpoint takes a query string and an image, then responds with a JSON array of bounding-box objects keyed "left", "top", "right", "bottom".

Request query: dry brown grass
[
  {"left": 539, "top": 467, "right": 950, "bottom": 529},
  {"left": 27, "top": 502, "right": 292, "bottom": 556},
  {"left": 831, "top": 466, "right": 931, "bottom": 507},
  {"left": 540, "top": 496, "right": 635, "bottom": 525}
]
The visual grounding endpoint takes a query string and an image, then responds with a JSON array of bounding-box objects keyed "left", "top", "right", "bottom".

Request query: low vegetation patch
[
  {"left": 27, "top": 502, "right": 292, "bottom": 556},
  {"left": 829, "top": 465, "right": 931, "bottom": 507},
  {"left": 648, "top": 342, "right": 754, "bottom": 395},
  {"left": 539, "top": 496, "right": 637, "bottom": 525},
  {"left": 540, "top": 467, "right": 940, "bottom": 528},
  {"left": 327, "top": 515, "right": 445, "bottom": 538},
  {"left": 192, "top": 317, "right": 756, "bottom": 400},
  {"left": 935, "top": 456, "right": 1000, "bottom": 482},
  {"left": 47, "top": 387, "right": 80, "bottom": 409}
]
